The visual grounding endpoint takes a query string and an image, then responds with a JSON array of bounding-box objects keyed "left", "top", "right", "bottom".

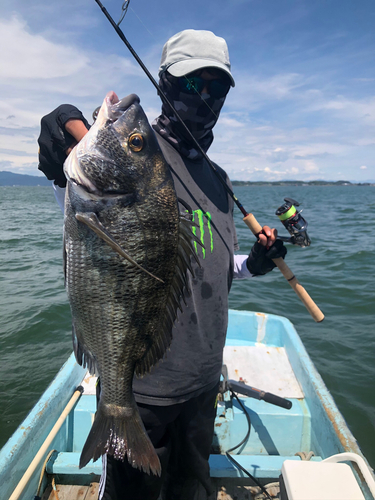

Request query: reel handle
[{"left": 243, "top": 213, "right": 324, "bottom": 323}]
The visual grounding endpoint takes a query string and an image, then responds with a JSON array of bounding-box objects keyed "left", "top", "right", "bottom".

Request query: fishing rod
[
  {"left": 94, "top": 0, "right": 324, "bottom": 323},
  {"left": 94, "top": 0, "right": 246, "bottom": 214}
]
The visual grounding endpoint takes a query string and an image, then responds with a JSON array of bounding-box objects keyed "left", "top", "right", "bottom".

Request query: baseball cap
[{"left": 159, "top": 29, "right": 235, "bottom": 87}]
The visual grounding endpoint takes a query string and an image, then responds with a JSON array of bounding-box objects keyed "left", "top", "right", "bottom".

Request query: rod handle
[
  {"left": 229, "top": 380, "right": 292, "bottom": 410},
  {"left": 262, "top": 391, "right": 293, "bottom": 410},
  {"left": 243, "top": 213, "right": 324, "bottom": 323}
]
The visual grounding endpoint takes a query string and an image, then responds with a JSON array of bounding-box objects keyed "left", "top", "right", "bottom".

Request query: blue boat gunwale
[{"left": 0, "top": 355, "right": 86, "bottom": 500}]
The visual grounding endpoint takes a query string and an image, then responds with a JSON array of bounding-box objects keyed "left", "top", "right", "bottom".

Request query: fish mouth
[{"left": 104, "top": 91, "right": 141, "bottom": 123}]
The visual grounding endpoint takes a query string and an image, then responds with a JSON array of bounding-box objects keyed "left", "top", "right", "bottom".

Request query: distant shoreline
[
  {"left": 0, "top": 170, "right": 373, "bottom": 187},
  {"left": 232, "top": 180, "right": 374, "bottom": 186},
  {"left": 0, "top": 170, "right": 50, "bottom": 187}
]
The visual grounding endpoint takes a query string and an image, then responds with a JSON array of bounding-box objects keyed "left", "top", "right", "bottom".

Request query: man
[
  {"left": 37, "top": 104, "right": 90, "bottom": 210},
  {"left": 98, "top": 29, "right": 286, "bottom": 500}
]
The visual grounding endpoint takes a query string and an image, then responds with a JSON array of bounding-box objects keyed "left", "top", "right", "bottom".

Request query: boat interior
[{"left": 3, "top": 311, "right": 375, "bottom": 500}]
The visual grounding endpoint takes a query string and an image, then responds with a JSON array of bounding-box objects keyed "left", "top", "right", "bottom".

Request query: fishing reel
[{"left": 276, "top": 197, "right": 311, "bottom": 248}]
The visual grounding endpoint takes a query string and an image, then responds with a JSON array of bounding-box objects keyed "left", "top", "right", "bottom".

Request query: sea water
[{"left": 0, "top": 185, "right": 374, "bottom": 468}]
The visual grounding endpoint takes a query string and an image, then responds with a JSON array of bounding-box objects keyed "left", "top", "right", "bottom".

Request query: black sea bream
[{"left": 63, "top": 92, "right": 199, "bottom": 475}]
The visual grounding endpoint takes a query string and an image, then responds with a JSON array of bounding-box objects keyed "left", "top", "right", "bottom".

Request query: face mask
[{"left": 153, "top": 72, "right": 226, "bottom": 160}]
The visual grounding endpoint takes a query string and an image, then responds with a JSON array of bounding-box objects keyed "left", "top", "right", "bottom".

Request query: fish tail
[{"left": 79, "top": 402, "right": 161, "bottom": 476}]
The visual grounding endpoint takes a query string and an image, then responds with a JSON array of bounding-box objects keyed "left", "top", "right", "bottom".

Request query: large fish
[{"left": 63, "top": 91, "right": 199, "bottom": 475}]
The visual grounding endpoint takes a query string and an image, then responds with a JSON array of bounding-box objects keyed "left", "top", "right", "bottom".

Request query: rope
[
  {"left": 52, "top": 478, "right": 60, "bottom": 500},
  {"left": 251, "top": 482, "right": 280, "bottom": 499},
  {"left": 295, "top": 451, "right": 315, "bottom": 461},
  {"left": 34, "top": 449, "right": 56, "bottom": 499}
]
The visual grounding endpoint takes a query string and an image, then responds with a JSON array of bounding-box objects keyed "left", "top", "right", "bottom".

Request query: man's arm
[{"left": 64, "top": 119, "right": 89, "bottom": 154}]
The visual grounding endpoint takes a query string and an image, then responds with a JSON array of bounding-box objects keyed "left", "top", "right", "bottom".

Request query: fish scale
[{"left": 63, "top": 92, "right": 200, "bottom": 475}]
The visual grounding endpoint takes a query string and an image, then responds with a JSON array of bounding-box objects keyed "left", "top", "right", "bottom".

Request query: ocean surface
[{"left": 0, "top": 185, "right": 374, "bottom": 469}]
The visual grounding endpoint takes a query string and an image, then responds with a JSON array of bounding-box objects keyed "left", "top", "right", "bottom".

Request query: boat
[{"left": 1, "top": 309, "right": 375, "bottom": 500}]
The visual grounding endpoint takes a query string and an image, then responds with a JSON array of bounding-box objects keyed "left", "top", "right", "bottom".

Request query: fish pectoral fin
[
  {"left": 75, "top": 212, "right": 164, "bottom": 283},
  {"left": 181, "top": 216, "right": 205, "bottom": 250}
]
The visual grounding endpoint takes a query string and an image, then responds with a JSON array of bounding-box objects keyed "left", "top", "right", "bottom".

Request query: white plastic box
[{"left": 281, "top": 460, "right": 365, "bottom": 500}]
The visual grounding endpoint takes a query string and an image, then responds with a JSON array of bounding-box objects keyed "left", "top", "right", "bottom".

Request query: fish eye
[{"left": 129, "top": 133, "right": 144, "bottom": 152}]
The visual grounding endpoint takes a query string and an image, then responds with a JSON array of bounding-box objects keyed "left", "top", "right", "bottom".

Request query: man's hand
[
  {"left": 246, "top": 226, "right": 287, "bottom": 276},
  {"left": 257, "top": 225, "right": 277, "bottom": 248}
]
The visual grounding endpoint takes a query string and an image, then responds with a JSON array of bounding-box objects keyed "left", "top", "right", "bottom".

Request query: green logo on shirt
[{"left": 190, "top": 210, "right": 213, "bottom": 258}]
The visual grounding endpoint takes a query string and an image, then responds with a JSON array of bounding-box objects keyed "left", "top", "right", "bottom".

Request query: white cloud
[
  {"left": 0, "top": 9, "right": 374, "bottom": 184},
  {"left": 0, "top": 15, "right": 146, "bottom": 120},
  {"left": 0, "top": 16, "right": 89, "bottom": 80},
  {"left": 306, "top": 95, "right": 375, "bottom": 125},
  {"left": 219, "top": 116, "right": 245, "bottom": 128},
  {"left": 225, "top": 72, "right": 309, "bottom": 114},
  {"left": 0, "top": 14, "right": 160, "bottom": 175}
]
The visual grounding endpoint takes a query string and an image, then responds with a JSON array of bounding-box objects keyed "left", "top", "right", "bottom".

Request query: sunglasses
[{"left": 177, "top": 74, "right": 231, "bottom": 99}]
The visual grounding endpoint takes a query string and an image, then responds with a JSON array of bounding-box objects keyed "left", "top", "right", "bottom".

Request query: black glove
[{"left": 246, "top": 239, "right": 287, "bottom": 276}]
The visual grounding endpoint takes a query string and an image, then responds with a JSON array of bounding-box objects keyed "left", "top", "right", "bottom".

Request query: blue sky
[{"left": 0, "top": 0, "right": 374, "bottom": 182}]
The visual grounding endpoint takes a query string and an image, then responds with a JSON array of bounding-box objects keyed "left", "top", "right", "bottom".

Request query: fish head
[{"left": 64, "top": 91, "right": 166, "bottom": 198}]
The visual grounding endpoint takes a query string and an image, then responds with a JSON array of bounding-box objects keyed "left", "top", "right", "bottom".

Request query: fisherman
[
  {"left": 97, "top": 29, "right": 287, "bottom": 500},
  {"left": 37, "top": 104, "right": 90, "bottom": 210}
]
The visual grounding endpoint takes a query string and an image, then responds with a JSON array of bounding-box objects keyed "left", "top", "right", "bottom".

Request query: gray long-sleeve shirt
[{"left": 133, "top": 134, "right": 250, "bottom": 405}]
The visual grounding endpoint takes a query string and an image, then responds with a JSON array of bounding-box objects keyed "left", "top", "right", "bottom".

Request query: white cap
[{"left": 159, "top": 29, "right": 235, "bottom": 87}]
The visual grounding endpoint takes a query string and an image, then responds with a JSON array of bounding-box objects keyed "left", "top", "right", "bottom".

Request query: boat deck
[
  {"left": 41, "top": 480, "right": 274, "bottom": 500},
  {"left": 42, "top": 482, "right": 99, "bottom": 500}
]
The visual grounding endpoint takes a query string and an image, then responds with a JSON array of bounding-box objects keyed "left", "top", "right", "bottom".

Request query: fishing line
[
  {"left": 118, "top": 0, "right": 154, "bottom": 38},
  {"left": 94, "top": 0, "right": 326, "bottom": 323},
  {"left": 117, "top": 2, "right": 222, "bottom": 122},
  {"left": 94, "top": 0, "right": 249, "bottom": 217}
]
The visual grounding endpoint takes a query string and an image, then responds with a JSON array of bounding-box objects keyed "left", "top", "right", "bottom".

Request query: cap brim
[{"left": 166, "top": 59, "right": 235, "bottom": 87}]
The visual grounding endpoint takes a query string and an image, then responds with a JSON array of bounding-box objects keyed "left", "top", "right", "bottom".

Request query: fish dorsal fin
[
  {"left": 135, "top": 215, "right": 202, "bottom": 377},
  {"left": 75, "top": 212, "right": 164, "bottom": 283}
]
